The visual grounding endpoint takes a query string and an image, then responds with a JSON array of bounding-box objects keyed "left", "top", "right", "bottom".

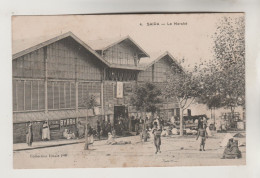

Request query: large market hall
[{"left": 12, "top": 32, "right": 184, "bottom": 143}]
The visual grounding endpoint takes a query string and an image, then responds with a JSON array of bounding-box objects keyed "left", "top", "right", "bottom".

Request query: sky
[{"left": 12, "top": 13, "right": 243, "bottom": 69}]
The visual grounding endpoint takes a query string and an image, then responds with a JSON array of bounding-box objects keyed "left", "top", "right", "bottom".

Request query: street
[{"left": 13, "top": 132, "right": 246, "bottom": 168}]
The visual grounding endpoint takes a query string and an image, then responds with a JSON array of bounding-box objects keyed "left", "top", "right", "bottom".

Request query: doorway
[{"left": 114, "top": 105, "right": 129, "bottom": 133}]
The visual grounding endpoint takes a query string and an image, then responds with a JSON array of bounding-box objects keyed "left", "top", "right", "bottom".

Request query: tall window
[
  {"left": 13, "top": 80, "right": 45, "bottom": 112},
  {"left": 78, "top": 82, "right": 101, "bottom": 108},
  {"left": 47, "top": 81, "right": 76, "bottom": 110}
]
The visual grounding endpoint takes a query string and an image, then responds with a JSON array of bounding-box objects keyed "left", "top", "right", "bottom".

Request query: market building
[{"left": 12, "top": 32, "right": 183, "bottom": 143}]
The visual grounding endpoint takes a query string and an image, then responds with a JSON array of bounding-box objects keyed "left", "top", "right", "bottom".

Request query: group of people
[
  {"left": 24, "top": 116, "right": 242, "bottom": 159},
  {"left": 96, "top": 120, "right": 113, "bottom": 139},
  {"left": 63, "top": 129, "right": 76, "bottom": 139},
  {"left": 130, "top": 115, "right": 165, "bottom": 134},
  {"left": 25, "top": 121, "right": 50, "bottom": 146},
  {"left": 146, "top": 115, "right": 242, "bottom": 157}
]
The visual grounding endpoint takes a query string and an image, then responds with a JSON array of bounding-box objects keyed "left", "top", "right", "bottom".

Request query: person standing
[
  {"left": 88, "top": 125, "right": 94, "bottom": 145},
  {"left": 170, "top": 116, "right": 175, "bottom": 124},
  {"left": 26, "top": 121, "right": 33, "bottom": 146},
  {"left": 141, "top": 126, "right": 148, "bottom": 142},
  {"left": 76, "top": 121, "right": 85, "bottom": 138},
  {"left": 118, "top": 119, "right": 123, "bottom": 136},
  {"left": 196, "top": 123, "right": 208, "bottom": 151},
  {"left": 134, "top": 116, "right": 138, "bottom": 132},
  {"left": 101, "top": 119, "right": 106, "bottom": 137},
  {"left": 130, "top": 115, "right": 135, "bottom": 132},
  {"left": 106, "top": 120, "right": 112, "bottom": 134},
  {"left": 160, "top": 117, "right": 164, "bottom": 130},
  {"left": 42, "top": 121, "right": 50, "bottom": 141},
  {"left": 84, "top": 123, "right": 94, "bottom": 150},
  {"left": 97, "top": 120, "right": 101, "bottom": 140},
  {"left": 111, "top": 126, "right": 116, "bottom": 138},
  {"left": 152, "top": 121, "right": 162, "bottom": 154}
]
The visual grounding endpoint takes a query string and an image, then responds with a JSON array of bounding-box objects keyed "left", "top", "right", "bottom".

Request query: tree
[
  {"left": 83, "top": 94, "right": 98, "bottom": 150},
  {"left": 200, "top": 16, "right": 245, "bottom": 120},
  {"left": 196, "top": 59, "right": 225, "bottom": 127},
  {"left": 130, "top": 82, "right": 162, "bottom": 117},
  {"left": 164, "top": 62, "right": 203, "bottom": 136}
]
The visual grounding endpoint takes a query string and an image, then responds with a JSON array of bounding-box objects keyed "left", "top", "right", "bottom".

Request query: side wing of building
[{"left": 137, "top": 53, "right": 182, "bottom": 119}]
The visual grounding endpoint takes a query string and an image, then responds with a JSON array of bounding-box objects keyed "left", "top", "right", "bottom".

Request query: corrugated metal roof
[
  {"left": 87, "top": 36, "right": 124, "bottom": 50},
  {"left": 139, "top": 51, "right": 166, "bottom": 65},
  {"left": 12, "top": 32, "right": 110, "bottom": 67},
  {"left": 12, "top": 33, "right": 59, "bottom": 55},
  {"left": 139, "top": 51, "right": 185, "bottom": 72},
  {"left": 87, "top": 35, "right": 150, "bottom": 58}
]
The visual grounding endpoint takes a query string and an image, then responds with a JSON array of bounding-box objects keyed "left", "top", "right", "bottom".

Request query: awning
[{"left": 13, "top": 108, "right": 101, "bottom": 123}]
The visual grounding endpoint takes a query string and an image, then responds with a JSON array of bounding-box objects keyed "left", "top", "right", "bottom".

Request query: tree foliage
[
  {"left": 130, "top": 82, "right": 162, "bottom": 114},
  {"left": 164, "top": 65, "right": 203, "bottom": 111},
  {"left": 83, "top": 94, "right": 98, "bottom": 110},
  {"left": 199, "top": 16, "right": 245, "bottom": 111}
]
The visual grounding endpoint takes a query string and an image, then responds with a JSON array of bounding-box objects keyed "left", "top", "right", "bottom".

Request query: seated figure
[{"left": 222, "top": 138, "right": 242, "bottom": 159}]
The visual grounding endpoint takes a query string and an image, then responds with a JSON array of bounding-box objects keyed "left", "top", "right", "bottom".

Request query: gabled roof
[
  {"left": 141, "top": 51, "right": 185, "bottom": 72},
  {"left": 87, "top": 35, "right": 150, "bottom": 58},
  {"left": 12, "top": 32, "right": 110, "bottom": 66},
  {"left": 12, "top": 33, "right": 61, "bottom": 55}
]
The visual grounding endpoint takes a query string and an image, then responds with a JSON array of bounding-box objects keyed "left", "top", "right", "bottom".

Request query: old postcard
[{"left": 12, "top": 13, "right": 245, "bottom": 169}]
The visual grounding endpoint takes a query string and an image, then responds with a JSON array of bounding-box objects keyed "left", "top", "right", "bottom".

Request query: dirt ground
[{"left": 13, "top": 132, "right": 246, "bottom": 168}]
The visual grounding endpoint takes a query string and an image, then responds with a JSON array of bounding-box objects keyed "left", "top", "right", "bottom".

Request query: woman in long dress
[
  {"left": 42, "top": 121, "right": 50, "bottom": 141},
  {"left": 26, "top": 122, "right": 33, "bottom": 146}
]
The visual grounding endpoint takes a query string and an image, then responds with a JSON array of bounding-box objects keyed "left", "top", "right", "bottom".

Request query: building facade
[{"left": 12, "top": 32, "right": 183, "bottom": 143}]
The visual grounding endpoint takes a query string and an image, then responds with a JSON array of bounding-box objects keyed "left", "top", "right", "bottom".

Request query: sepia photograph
[{"left": 12, "top": 13, "right": 246, "bottom": 169}]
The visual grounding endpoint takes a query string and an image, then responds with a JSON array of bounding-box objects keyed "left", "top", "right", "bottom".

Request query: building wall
[
  {"left": 138, "top": 55, "right": 177, "bottom": 83},
  {"left": 103, "top": 42, "right": 139, "bottom": 66},
  {"left": 102, "top": 79, "right": 179, "bottom": 123},
  {"left": 13, "top": 48, "right": 45, "bottom": 79},
  {"left": 137, "top": 65, "right": 153, "bottom": 82},
  {"left": 102, "top": 80, "right": 137, "bottom": 131},
  {"left": 46, "top": 38, "right": 103, "bottom": 80},
  {"left": 103, "top": 81, "right": 137, "bottom": 114},
  {"left": 137, "top": 55, "right": 181, "bottom": 118}
]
